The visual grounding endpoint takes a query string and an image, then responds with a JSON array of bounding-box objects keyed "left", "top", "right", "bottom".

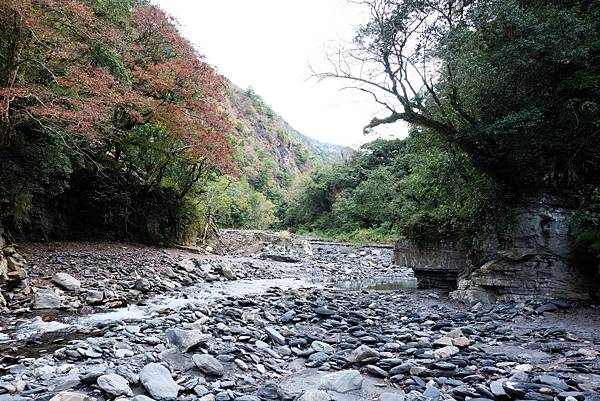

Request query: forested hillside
[{"left": 0, "top": 0, "right": 347, "bottom": 244}]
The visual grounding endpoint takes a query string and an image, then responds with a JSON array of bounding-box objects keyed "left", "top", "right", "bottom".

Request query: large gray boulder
[{"left": 139, "top": 363, "right": 179, "bottom": 401}]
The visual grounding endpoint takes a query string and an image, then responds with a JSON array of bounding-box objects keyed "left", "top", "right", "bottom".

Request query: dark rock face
[
  {"left": 395, "top": 194, "right": 599, "bottom": 302},
  {"left": 394, "top": 240, "right": 466, "bottom": 289},
  {"left": 452, "top": 195, "right": 597, "bottom": 303}
]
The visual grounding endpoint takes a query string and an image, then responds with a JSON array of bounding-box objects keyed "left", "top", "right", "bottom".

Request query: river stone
[
  {"left": 220, "top": 265, "right": 236, "bottom": 280},
  {"left": 135, "top": 278, "right": 152, "bottom": 292},
  {"left": 265, "top": 326, "right": 286, "bottom": 345},
  {"left": 434, "top": 345, "right": 459, "bottom": 359},
  {"left": 32, "top": 288, "right": 62, "bottom": 309},
  {"left": 298, "top": 389, "right": 331, "bottom": 401},
  {"left": 380, "top": 393, "right": 406, "bottom": 401},
  {"left": 97, "top": 373, "right": 132, "bottom": 396},
  {"left": 348, "top": 344, "right": 380, "bottom": 363},
  {"left": 319, "top": 369, "right": 364, "bottom": 393},
  {"left": 49, "top": 393, "right": 90, "bottom": 401},
  {"left": 52, "top": 273, "right": 81, "bottom": 291},
  {"left": 192, "top": 354, "right": 224, "bottom": 376},
  {"left": 139, "top": 363, "right": 179, "bottom": 401},
  {"left": 133, "top": 396, "right": 156, "bottom": 401},
  {"left": 85, "top": 290, "right": 103, "bottom": 305},
  {"left": 165, "top": 328, "right": 211, "bottom": 351},
  {"left": 311, "top": 341, "right": 334, "bottom": 354}
]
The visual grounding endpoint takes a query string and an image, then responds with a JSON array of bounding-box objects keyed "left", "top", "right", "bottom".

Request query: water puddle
[{"left": 318, "top": 275, "right": 417, "bottom": 291}]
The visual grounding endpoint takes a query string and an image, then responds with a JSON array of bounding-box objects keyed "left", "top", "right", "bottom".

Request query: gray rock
[
  {"left": 52, "top": 273, "right": 81, "bottom": 291},
  {"left": 380, "top": 393, "right": 406, "bottom": 401},
  {"left": 311, "top": 341, "right": 334, "bottom": 354},
  {"left": 433, "top": 345, "right": 459, "bottom": 359},
  {"left": 49, "top": 393, "right": 90, "bottom": 401},
  {"left": 192, "top": 354, "right": 224, "bottom": 376},
  {"left": 220, "top": 265, "right": 236, "bottom": 280},
  {"left": 133, "top": 396, "right": 156, "bottom": 401},
  {"left": 32, "top": 288, "right": 62, "bottom": 309},
  {"left": 165, "top": 328, "right": 211, "bottom": 351},
  {"left": 298, "top": 389, "right": 331, "bottom": 401},
  {"left": 319, "top": 369, "right": 363, "bottom": 393},
  {"left": 135, "top": 278, "right": 152, "bottom": 292},
  {"left": 97, "top": 373, "right": 132, "bottom": 396},
  {"left": 347, "top": 344, "right": 379, "bottom": 363},
  {"left": 265, "top": 326, "right": 286, "bottom": 345},
  {"left": 139, "top": 363, "right": 179, "bottom": 401},
  {"left": 85, "top": 290, "right": 103, "bottom": 305},
  {"left": 257, "top": 382, "right": 282, "bottom": 399}
]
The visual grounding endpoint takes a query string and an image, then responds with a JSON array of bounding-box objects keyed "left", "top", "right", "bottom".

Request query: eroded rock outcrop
[
  {"left": 0, "top": 223, "right": 29, "bottom": 308},
  {"left": 394, "top": 240, "right": 466, "bottom": 289},
  {"left": 451, "top": 195, "right": 597, "bottom": 303},
  {"left": 395, "top": 194, "right": 599, "bottom": 303}
]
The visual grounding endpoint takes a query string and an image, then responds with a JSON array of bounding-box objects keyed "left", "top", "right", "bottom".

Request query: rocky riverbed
[{"left": 0, "top": 232, "right": 599, "bottom": 401}]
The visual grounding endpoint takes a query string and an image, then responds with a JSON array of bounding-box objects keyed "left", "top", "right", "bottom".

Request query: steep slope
[{"left": 227, "top": 83, "right": 352, "bottom": 200}]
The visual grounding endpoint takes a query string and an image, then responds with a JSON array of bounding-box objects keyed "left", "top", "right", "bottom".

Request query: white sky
[{"left": 153, "top": 0, "right": 408, "bottom": 148}]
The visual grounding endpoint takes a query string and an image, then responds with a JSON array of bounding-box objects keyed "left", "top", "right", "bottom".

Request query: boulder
[
  {"left": 319, "top": 369, "right": 363, "bottom": 393},
  {"left": 165, "top": 328, "right": 211, "bottom": 352},
  {"left": 192, "top": 354, "right": 224, "bottom": 376},
  {"left": 32, "top": 288, "right": 62, "bottom": 309},
  {"left": 96, "top": 373, "right": 132, "bottom": 396},
  {"left": 52, "top": 273, "right": 81, "bottom": 291},
  {"left": 139, "top": 363, "right": 179, "bottom": 401}
]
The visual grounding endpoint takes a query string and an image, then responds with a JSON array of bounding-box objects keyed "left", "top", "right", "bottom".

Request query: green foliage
[
  {"left": 198, "top": 176, "right": 276, "bottom": 229},
  {"left": 284, "top": 134, "right": 502, "bottom": 243}
]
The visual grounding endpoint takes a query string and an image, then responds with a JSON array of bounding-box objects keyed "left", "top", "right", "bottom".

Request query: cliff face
[{"left": 394, "top": 194, "right": 600, "bottom": 303}]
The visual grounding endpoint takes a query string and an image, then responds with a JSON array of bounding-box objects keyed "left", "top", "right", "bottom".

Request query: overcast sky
[{"left": 153, "top": 0, "right": 408, "bottom": 148}]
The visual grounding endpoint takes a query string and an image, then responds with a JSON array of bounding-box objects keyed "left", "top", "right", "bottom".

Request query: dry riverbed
[{"left": 0, "top": 231, "right": 599, "bottom": 401}]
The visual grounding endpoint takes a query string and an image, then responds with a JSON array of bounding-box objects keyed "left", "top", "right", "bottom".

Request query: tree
[{"left": 317, "top": 0, "right": 600, "bottom": 190}]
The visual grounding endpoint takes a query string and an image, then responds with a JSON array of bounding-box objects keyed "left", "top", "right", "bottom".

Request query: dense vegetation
[
  {"left": 290, "top": 0, "right": 600, "bottom": 260},
  {"left": 0, "top": 0, "right": 345, "bottom": 244},
  {"left": 284, "top": 133, "right": 501, "bottom": 244}
]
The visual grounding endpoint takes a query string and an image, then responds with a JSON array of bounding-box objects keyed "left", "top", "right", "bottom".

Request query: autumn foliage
[
  {"left": 0, "top": 0, "right": 234, "bottom": 171},
  {"left": 0, "top": 0, "right": 236, "bottom": 243}
]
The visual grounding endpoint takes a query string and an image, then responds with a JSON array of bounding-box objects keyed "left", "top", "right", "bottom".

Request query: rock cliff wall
[
  {"left": 394, "top": 240, "right": 466, "bottom": 289},
  {"left": 394, "top": 195, "right": 599, "bottom": 303}
]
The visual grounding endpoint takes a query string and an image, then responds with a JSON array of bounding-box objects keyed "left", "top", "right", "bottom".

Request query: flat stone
[
  {"left": 139, "top": 363, "right": 179, "bottom": 401},
  {"left": 52, "top": 273, "right": 81, "bottom": 291},
  {"left": 348, "top": 344, "right": 380, "bottom": 363},
  {"left": 165, "top": 328, "right": 211, "bottom": 352},
  {"left": 297, "top": 389, "right": 331, "bottom": 401},
  {"left": 97, "top": 373, "right": 132, "bottom": 396},
  {"left": 49, "top": 393, "right": 90, "bottom": 401},
  {"left": 319, "top": 369, "right": 363, "bottom": 393},
  {"left": 434, "top": 345, "right": 459, "bottom": 359},
  {"left": 380, "top": 393, "right": 406, "bottom": 401},
  {"left": 192, "top": 354, "right": 224, "bottom": 376},
  {"left": 265, "top": 326, "right": 286, "bottom": 345}
]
